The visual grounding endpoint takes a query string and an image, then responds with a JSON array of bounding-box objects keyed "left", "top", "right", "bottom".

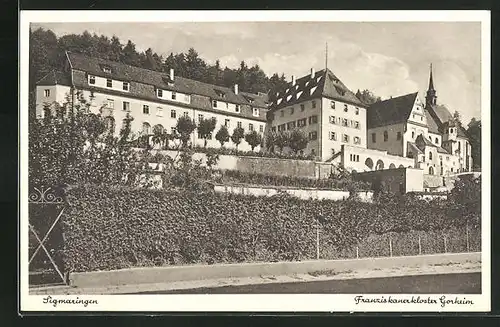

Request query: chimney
[
  {"left": 234, "top": 84, "right": 239, "bottom": 95},
  {"left": 170, "top": 68, "right": 174, "bottom": 81},
  {"left": 292, "top": 75, "right": 296, "bottom": 86},
  {"left": 310, "top": 68, "right": 315, "bottom": 78}
]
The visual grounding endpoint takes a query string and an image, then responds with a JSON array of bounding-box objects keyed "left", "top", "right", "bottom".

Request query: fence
[{"left": 316, "top": 226, "right": 481, "bottom": 260}]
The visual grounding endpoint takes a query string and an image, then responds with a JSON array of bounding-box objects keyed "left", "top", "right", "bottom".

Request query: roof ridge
[{"left": 373, "top": 91, "right": 418, "bottom": 105}]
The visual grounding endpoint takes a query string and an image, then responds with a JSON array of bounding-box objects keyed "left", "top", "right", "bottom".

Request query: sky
[{"left": 31, "top": 22, "right": 482, "bottom": 124}]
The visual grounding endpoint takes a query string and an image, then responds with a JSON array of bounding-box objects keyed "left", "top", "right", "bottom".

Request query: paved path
[{"left": 133, "top": 272, "right": 481, "bottom": 294}]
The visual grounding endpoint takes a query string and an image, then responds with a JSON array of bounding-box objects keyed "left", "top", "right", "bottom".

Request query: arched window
[
  {"left": 429, "top": 152, "right": 433, "bottom": 160},
  {"left": 142, "top": 122, "right": 151, "bottom": 135},
  {"left": 429, "top": 166, "right": 434, "bottom": 175},
  {"left": 389, "top": 163, "right": 396, "bottom": 169},
  {"left": 375, "top": 159, "right": 384, "bottom": 170},
  {"left": 153, "top": 124, "right": 164, "bottom": 135},
  {"left": 365, "top": 158, "right": 374, "bottom": 170},
  {"left": 398, "top": 164, "right": 405, "bottom": 168},
  {"left": 383, "top": 131, "right": 388, "bottom": 142}
]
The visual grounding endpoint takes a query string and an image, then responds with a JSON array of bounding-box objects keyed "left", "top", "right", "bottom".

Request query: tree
[
  {"left": 453, "top": 110, "right": 463, "bottom": 126},
  {"left": 175, "top": 115, "right": 197, "bottom": 148},
  {"left": 231, "top": 126, "right": 245, "bottom": 150},
  {"left": 467, "top": 118, "right": 481, "bottom": 169},
  {"left": 244, "top": 130, "right": 263, "bottom": 152},
  {"left": 265, "top": 131, "right": 277, "bottom": 153},
  {"left": 356, "top": 89, "right": 381, "bottom": 105},
  {"left": 288, "top": 129, "right": 309, "bottom": 154},
  {"left": 275, "top": 131, "right": 290, "bottom": 154},
  {"left": 151, "top": 124, "right": 171, "bottom": 150},
  {"left": 121, "top": 40, "right": 141, "bottom": 66},
  {"left": 197, "top": 117, "right": 217, "bottom": 148},
  {"left": 215, "top": 125, "right": 230, "bottom": 148}
]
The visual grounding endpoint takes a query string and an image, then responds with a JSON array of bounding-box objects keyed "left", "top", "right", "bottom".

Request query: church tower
[{"left": 425, "top": 63, "right": 437, "bottom": 107}]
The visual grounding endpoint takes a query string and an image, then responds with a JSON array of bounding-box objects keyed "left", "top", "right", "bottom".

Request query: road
[{"left": 133, "top": 272, "right": 480, "bottom": 294}]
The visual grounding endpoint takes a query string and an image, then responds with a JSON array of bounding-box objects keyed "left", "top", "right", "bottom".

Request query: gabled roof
[
  {"left": 437, "top": 147, "right": 449, "bottom": 154},
  {"left": 267, "top": 68, "right": 364, "bottom": 111},
  {"left": 65, "top": 51, "right": 267, "bottom": 109},
  {"left": 426, "top": 103, "right": 469, "bottom": 139},
  {"left": 415, "top": 134, "right": 437, "bottom": 150},
  {"left": 367, "top": 92, "right": 418, "bottom": 129},
  {"left": 424, "top": 108, "right": 440, "bottom": 134},
  {"left": 36, "top": 70, "right": 72, "bottom": 86}
]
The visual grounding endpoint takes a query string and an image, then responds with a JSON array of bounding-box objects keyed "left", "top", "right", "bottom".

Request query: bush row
[{"left": 61, "top": 185, "right": 480, "bottom": 272}]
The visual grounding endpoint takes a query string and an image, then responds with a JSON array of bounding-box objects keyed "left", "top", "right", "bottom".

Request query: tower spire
[
  {"left": 325, "top": 42, "right": 328, "bottom": 70},
  {"left": 428, "top": 63, "right": 435, "bottom": 91},
  {"left": 426, "top": 63, "right": 437, "bottom": 107}
]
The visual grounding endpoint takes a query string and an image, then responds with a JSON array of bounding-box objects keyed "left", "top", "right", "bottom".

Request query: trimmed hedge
[{"left": 60, "top": 185, "right": 480, "bottom": 272}]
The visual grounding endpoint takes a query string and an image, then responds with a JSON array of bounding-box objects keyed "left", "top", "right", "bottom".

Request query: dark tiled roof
[
  {"left": 429, "top": 104, "right": 453, "bottom": 124},
  {"left": 65, "top": 51, "right": 267, "bottom": 109},
  {"left": 267, "top": 68, "right": 364, "bottom": 111},
  {"left": 36, "top": 70, "right": 72, "bottom": 86},
  {"left": 407, "top": 142, "right": 423, "bottom": 154},
  {"left": 367, "top": 92, "right": 418, "bottom": 129},
  {"left": 437, "top": 147, "right": 449, "bottom": 154},
  {"left": 240, "top": 91, "right": 269, "bottom": 108},
  {"left": 424, "top": 109, "right": 440, "bottom": 133},
  {"left": 415, "top": 134, "right": 437, "bottom": 149}
]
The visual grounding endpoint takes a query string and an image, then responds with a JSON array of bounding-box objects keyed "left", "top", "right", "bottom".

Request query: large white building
[
  {"left": 35, "top": 52, "right": 472, "bottom": 178},
  {"left": 35, "top": 51, "right": 269, "bottom": 152}
]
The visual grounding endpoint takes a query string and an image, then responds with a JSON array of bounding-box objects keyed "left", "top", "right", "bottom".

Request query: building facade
[{"left": 35, "top": 51, "right": 268, "bottom": 152}]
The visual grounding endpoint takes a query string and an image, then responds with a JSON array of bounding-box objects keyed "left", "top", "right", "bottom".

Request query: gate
[{"left": 28, "top": 187, "right": 68, "bottom": 287}]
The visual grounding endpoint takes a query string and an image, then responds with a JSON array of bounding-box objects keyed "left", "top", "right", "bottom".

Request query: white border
[{"left": 19, "top": 10, "right": 491, "bottom": 313}]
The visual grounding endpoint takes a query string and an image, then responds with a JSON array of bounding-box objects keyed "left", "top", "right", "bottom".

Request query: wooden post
[
  {"left": 418, "top": 236, "right": 422, "bottom": 255},
  {"left": 356, "top": 246, "right": 359, "bottom": 259},
  {"left": 466, "top": 220, "right": 470, "bottom": 252},
  {"left": 316, "top": 223, "right": 320, "bottom": 260},
  {"left": 389, "top": 237, "right": 393, "bottom": 257}
]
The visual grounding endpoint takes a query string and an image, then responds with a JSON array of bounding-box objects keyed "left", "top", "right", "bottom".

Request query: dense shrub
[{"left": 60, "top": 185, "right": 480, "bottom": 272}]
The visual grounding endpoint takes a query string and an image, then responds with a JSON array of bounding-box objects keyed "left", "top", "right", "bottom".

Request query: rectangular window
[
  {"left": 225, "top": 119, "right": 230, "bottom": 127},
  {"left": 342, "top": 134, "right": 350, "bottom": 143},
  {"left": 106, "top": 99, "right": 114, "bottom": 109},
  {"left": 384, "top": 131, "right": 388, "bottom": 142},
  {"left": 237, "top": 122, "right": 242, "bottom": 128},
  {"left": 122, "top": 101, "right": 130, "bottom": 111},
  {"left": 198, "top": 114, "right": 204, "bottom": 122},
  {"left": 235, "top": 105, "right": 240, "bottom": 113},
  {"left": 312, "top": 100, "right": 316, "bottom": 109},
  {"left": 344, "top": 104, "right": 348, "bottom": 112},
  {"left": 44, "top": 89, "right": 50, "bottom": 97},
  {"left": 297, "top": 118, "right": 307, "bottom": 127},
  {"left": 253, "top": 108, "right": 259, "bottom": 117},
  {"left": 342, "top": 118, "right": 348, "bottom": 127},
  {"left": 272, "top": 126, "right": 276, "bottom": 132},
  {"left": 308, "top": 115, "right": 318, "bottom": 125},
  {"left": 290, "top": 107, "right": 294, "bottom": 115},
  {"left": 260, "top": 125, "right": 264, "bottom": 133},
  {"left": 171, "top": 110, "right": 176, "bottom": 118},
  {"left": 329, "top": 116, "right": 336, "bottom": 124},
  {"left": 143, "top": 105, "right": 149, "bottom": 114},
  {"left": 106, "top": 79, "right": 112, "bottom": 88},
  {"left": 372, "top": 133, "right": 376, "bottom": 143},
  {"left": 183, "top": 112, "right": 189, "bottom": 118},
  {"left": 249, "top": 123, "right": 254, "bottom": 131},
  {"left": 329, "top": 132, "right": 336, "bottom": 140},
  {"left": 157, "top": 107, "right": 163, "bottom": 117},
  {"left": 354, "top": 121, "right": 360, "bottom": 129},
  {"left": 89, "top": 75, "right": 95, "bottom": 85},
  {"left": 330, "top": 101, "right": 335, "bottom": 109},
  {"left": 172, "top": 92, "right": 177, "bottom": 100},
  {"left": 103, "top": 67, "right": 111, "bottom": 74},
  {"left": 354, "top": 136, "right": 361, "bottom": 144},
  {"left": 171, "top": 127, "right": 176, "bottom": 134},
  {"left": 300, "top": 104, "right": 305, "bottom": 111},
  {"left": 355, "top": 107, "right": 359, "bottom": 115},
  {"left": 123, "top": 82, "right": 129, "bottom": 91},
  {"left": 157, "top": 89, "right": 163, "bottom": 97},
  {"left": 412, "top": 131, "right": 415, "bottom": 138},
  {"left": 309, "top": 131, "right": 318, "bottom": 140},
  {"left": 212, "top": 100, "right": 218, "bottom": 108}
]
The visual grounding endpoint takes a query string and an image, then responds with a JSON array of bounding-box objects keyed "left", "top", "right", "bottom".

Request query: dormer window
[
  {"left": 172, "top": 92, "right": 177, "bottom": 100},
  {"left": 330, "top": 101, "right": 335, "bottom": 109},
  {"left": 102, "top": 66, "right": 112, "bottom": 74},
  {"left": 355, "top": 107, "right": 359, "bottom": 115},
  {"left": 212, "top": 100, "right": 218, "bottom": 108},
  {"left": 157, "top": 89, "right": 163, "bottom": 98},
  {"left": 106, "top": 79, "right": 112, "bottom": 88},
  {"left": 344, "top": 104, "right": 348, "bottom": 112},
  {"left": 235, "top": 104, "right": 240, "bottom": 113},
  {"left": 123, "top": 82, "right": 129, "bottom": 91},
  {"left": 89, "top": 75, "right": 96, "bottom": 85},
  {"left": 215, "top": 90, "right": 226, "bottom": 98},
  {"left": 253, "top": 107, "right": 259, "bottom": 117}
]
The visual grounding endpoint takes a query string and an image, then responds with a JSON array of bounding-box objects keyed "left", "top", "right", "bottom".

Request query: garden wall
[
  {"left": 156, "top": 150, "right": 332, "bottom": 179},
  {"left": 60, "top": 185, "right": 480, "bottom": 273}
]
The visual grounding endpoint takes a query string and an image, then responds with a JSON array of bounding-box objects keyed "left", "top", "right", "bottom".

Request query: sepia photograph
[{"left": 19, "top": 10, "right": 490, "bottom": 312}]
